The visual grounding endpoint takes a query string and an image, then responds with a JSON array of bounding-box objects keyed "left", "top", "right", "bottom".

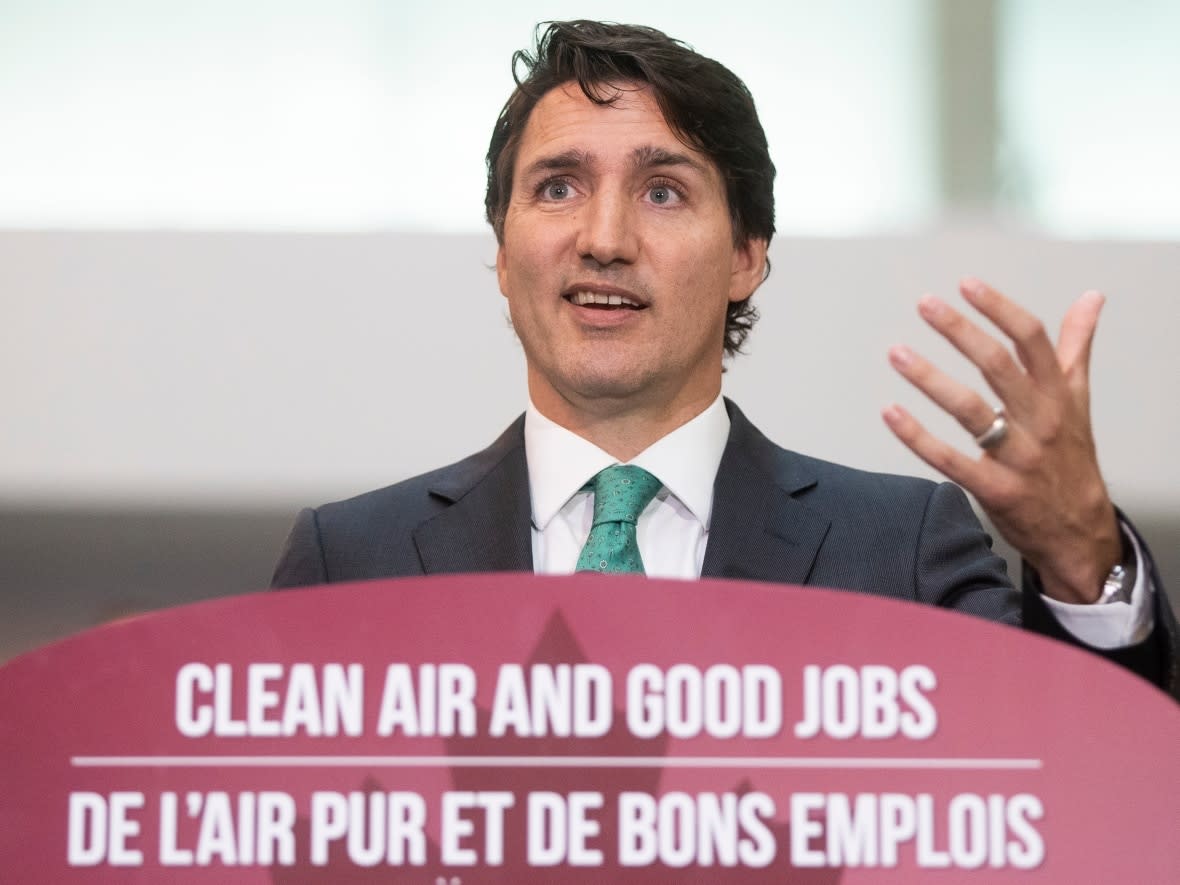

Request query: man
[{"left": 273, "top": 21, "right": 1177, "bottom": 698}]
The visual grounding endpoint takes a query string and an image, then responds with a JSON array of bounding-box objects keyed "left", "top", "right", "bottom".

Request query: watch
[{"left": 1098, "top": 563, "right": 1133, "bottom": 604}]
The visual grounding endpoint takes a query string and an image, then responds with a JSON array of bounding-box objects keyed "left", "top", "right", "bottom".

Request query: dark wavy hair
[{"left": 485, "top": 20, "right": 776, "bottom": 356}]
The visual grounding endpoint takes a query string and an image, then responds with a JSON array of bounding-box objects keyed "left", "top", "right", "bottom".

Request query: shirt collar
[{"left": 524, "top": 395, "right": 731, "bottom": 531}]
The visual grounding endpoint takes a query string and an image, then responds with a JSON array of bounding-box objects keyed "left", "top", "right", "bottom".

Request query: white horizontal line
[{"left": 71, "top": 756, "right": 1042, "bottom": 770}]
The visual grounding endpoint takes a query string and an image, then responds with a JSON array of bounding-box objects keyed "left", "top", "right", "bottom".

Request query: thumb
[{"left": 1057, "top": 290, "right": 1104, "bottom": 377}]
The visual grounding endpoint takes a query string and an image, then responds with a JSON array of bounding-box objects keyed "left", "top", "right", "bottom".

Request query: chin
[
  {"left": 568, "top": 377, "right": 651, "bottom": 402},
  {"left": 558, "top": 362, "right": 656, "bottom": 403}
]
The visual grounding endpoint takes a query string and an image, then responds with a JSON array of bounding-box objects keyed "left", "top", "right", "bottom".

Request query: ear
[
  {"left": 728, "top": 237, "right": 769, "bottom": 303},
  {"left": 495, "top": 243, "right": 509, "bottom": 298}
]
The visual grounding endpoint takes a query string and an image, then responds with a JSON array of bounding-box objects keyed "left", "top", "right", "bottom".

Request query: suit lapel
[
  {"left": 701, "top": 402, "right": 831, "bottom": 585},
  {"left": 407, "top": 404, "right": 830, "bottom": 583},
  {"left": 412, "top": 418, "right": 534, "bottom": 574}
]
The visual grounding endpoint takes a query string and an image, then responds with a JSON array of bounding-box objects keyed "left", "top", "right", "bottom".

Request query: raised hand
[{"left": 882, "top": 277, "right": 1121, "bottom": 603}]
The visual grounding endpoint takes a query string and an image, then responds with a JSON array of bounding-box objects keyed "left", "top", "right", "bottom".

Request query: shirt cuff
[{"left": 1041, "top": 522, "right": 1155, "bottom": 649}]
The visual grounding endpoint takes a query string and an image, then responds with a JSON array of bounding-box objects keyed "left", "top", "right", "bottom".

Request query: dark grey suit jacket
[{"left": 273, "top": 400, "right": 1178, "bottom": 699}]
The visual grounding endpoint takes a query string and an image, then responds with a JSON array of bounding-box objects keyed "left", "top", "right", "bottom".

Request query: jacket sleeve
[
  {"left": 915, "top": 481, "right": 1020, "bottom": 623},
  {"left": 1021, "top": 515, "right": 1179, "bottom": 701},
  {"left": 919, "top": 483, "right": 1177, "bottom": 700}
]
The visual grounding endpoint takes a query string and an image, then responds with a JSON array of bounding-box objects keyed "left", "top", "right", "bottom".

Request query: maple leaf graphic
[{"left": 273, "top": 608, "right": 843, "bottom": 883}]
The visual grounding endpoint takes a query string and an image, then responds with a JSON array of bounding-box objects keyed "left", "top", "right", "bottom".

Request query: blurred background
[{"left": 2, "top": 0, "right": 1178, "bottom": 661}]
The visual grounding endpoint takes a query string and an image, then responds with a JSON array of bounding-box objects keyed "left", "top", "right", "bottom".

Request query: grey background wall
[{"left": 2, "top": 229, "right": 1177, "bottom": 660}]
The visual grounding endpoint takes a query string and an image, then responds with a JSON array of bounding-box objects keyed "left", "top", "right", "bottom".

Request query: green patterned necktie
[{"left": 576, "top": 465, "right": 663, "bottom": 575}]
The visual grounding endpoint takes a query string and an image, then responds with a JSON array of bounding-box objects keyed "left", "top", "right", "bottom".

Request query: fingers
[
  {"left": 915, "top": 294, "right": 1037, "bottom": 416},
  {"left": 886, "top": 281, "right": 1115, "bottom": 594},
  {"left": 958, "top": 278, "right": 1061, "bottom": 384},
  {"left": 889, "top": 279, "right": 1089, "bottom": 476},
  {"left": 889, "top": 344, "right": 1003, "bottom": 438},
  {"left": 881, "top": 404, "right": 990, "bottom": 491},
  {"left": 886, "top": 345, "right": 1037, "bottom": 472}
]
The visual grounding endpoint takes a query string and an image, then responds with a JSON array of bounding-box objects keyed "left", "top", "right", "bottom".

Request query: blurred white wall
[
  {"left": 0, "top": 0, "right": 933, "bottom": 234},
  {"left": 998, "top": 0, "right": 1180, "bottom": 237}
]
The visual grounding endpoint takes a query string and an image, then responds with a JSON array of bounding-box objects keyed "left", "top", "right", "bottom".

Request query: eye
[
  {"left": 647, "top": 180, "right": 683, "bottom": 206},
  {"left": 539, "top": 178, "right": 575, "bottom": 201}
]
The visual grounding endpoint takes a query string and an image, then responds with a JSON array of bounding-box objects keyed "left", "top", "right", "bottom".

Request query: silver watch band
[{"left": 1098, "top": 563, "right": 1131, "bottom": 604}]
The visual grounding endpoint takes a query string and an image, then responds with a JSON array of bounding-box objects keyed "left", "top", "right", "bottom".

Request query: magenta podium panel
[{"left": 1, "top": 574, "right": 1176, "bottom": 882}]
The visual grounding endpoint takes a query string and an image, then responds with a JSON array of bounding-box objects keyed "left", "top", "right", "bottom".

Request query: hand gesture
[{"left": 882, "top": 278, "right": 1121, "bottom": 603}]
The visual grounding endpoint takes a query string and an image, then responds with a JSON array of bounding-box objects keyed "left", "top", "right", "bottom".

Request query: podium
[{"left": 2, "top": 574, "right": 1176, "bottom": 882}]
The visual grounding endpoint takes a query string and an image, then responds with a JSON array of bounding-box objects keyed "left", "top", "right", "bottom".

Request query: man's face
[{"left": 496, "top": 82, "right": 766, "bottom": 422}]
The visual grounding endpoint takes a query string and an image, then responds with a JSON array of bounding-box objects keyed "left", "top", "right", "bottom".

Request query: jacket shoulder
[
  {"left": 720, "top": 399, "right": 1011, "bottom": 612},
  {"left": 271, "top": 415, "right": 526, "bottom": 586},
  {"left": 315, "top": 414, "right": 526, "bottom": 530},
  {"left": 725, "top": 399, "right": 942, "bottom": 513}
]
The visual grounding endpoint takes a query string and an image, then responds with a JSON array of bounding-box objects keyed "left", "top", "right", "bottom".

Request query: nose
[{"left": 575, "top": 190, "right": 639, "bottom": 266}]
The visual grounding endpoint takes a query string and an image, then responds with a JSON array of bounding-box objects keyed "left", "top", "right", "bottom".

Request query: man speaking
[{"left": 272, "top": 21, "right": 1177, "bottom": 698}]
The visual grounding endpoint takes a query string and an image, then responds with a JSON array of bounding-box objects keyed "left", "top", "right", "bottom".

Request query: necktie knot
[
  {"left": 576, "top": 465, "right": 663, "bottom": 575},
  {"left": 590, "top": 465, "right": 663, "bottom": 526}
]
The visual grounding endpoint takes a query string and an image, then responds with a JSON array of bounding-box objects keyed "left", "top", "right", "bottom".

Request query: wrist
[{"left": 1031, "top": 512, "right": 1123, "bottom": 604}]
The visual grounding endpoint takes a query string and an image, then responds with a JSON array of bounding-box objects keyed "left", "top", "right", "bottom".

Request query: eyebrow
[
  {"left": 521, "top": 149, "right": 592, "bottom": 178},
  {"left": 629, "top": 145, "right": 710, "bottom": 177},
  {"left": 520, "top": 145, "right": 711, "bottom": 179}
]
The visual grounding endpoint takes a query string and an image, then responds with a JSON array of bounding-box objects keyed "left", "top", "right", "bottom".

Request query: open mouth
[{"left": 564, "top": 291, "right": 646, "bottom": 310}]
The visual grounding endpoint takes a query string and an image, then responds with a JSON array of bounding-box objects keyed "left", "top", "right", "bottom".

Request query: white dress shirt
[
  {"left": 524, "top": 396, "right": 1153, "bottom": 647},
  {"left": 527, "top": 396, "right": 729, "bottom": 579}
]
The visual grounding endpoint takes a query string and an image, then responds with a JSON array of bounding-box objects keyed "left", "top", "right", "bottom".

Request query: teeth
[{"left": 571, "top": 291, "right": 640, "bottom": 307}]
